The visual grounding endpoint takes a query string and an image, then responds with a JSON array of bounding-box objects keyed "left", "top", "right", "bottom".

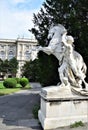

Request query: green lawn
[
  {"left": 0, "top": 81, "right": 31, "bottom": 96},
  {"left": 0, "top": 81, "right": 5, "bottom": 89},
  {"left": 0, "top": 88, "right": 21, "bottom": 96}
]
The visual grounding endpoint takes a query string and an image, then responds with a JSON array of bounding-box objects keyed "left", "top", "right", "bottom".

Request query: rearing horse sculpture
[{"left": 30, "top": 24, "right": 88, "bottom": 92}]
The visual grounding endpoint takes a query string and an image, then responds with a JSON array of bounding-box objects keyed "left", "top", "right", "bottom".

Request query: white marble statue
[{"left": 30, "top": 24, "right": 88, "bottom": 94}]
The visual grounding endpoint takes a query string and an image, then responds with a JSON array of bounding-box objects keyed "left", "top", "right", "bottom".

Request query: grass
[
  {"left": 0, "top": 88, "right": 21, "bottom": 96},
  {"left": 70, "top": 121, "right": 84, "bottom": 128},
  {"left": 15, "top": 83, "right": 31, "bottom": 89},
  {"left": 0, "top": 81, "right": 5, "bottom": 89},
  {"left": 24, "top": 83, "right": 31, "bottom": 89},
  {"left": 32, "top": 105, "right": 40, "bottom": 119},
  {"left": 0, "top": 81, "right": 31, "bottom": 96}
]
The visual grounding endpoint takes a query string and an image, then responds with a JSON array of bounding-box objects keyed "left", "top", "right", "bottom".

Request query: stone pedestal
[{"left": 38, "top": 85, "right": 88, "bottom": 130}]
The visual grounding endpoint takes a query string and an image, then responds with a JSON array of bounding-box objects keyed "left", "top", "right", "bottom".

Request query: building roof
[{"left": 0, "top": 38, "right": 37, "bottom": 45}]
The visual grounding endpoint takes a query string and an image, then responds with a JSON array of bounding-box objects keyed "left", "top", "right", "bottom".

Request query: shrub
[
  {"left": 15, "top": 77, "right": 20, "bottom": 84},
  {"left": 3, "top": 78, "right": 17, "bottom": 88},
  {"left": 32, "top": 105, "right": 40, "bottom": 119},
  {"left": 16, "top": 83, "right": 22, "bottom": 88},
  {"left": 70, "top": 121, "right": 84, "bottom": 128},
  {"left": 20, "top": 77, "right": 29, "bottom": 87}
]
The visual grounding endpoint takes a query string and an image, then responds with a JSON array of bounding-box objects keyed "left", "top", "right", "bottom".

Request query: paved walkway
[
  {"left": 0, "top": 83, "right": 42, "bottom": 130},
  {"left": 0, "top": 83, "right": 88, "bottom": 130}
]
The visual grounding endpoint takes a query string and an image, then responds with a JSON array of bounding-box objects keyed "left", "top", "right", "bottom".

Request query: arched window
[
  {"left": 0, "top": 51, "right": 5, "bottom": 60},
  {"left": 8, "top": 51, "right": 14, "bottom": 60}
]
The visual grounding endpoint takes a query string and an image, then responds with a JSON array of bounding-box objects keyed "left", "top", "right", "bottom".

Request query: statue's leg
[
  {"left": 58, "top": 62, "right": 69, "bottom": 86},
  {"left": 77, "top": 62, "right": 88, "bottom": 90},
  {"left": 58, "top": 63, "right": 65, "bottom": 84},
  {"left": 82, "top": 80, "right": 88, "bottom": 90},
  {"left": 70, "top": 62, "right": 86, "bottom": 86},
  {"left": 77, "top": 79, "right": 83, "bottom": 88},
  {"left": 75, "top": 70, "right": 88, "bottom": 90}
]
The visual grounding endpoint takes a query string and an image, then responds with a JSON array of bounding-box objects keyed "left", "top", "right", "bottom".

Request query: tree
[
  {"left": 21, "top": 60, "right": 39, "bottom": 81},
  {"left": 0, "top": 59, "right": 3, "bottom": 72},
  {"left": 0, "top": 59, "right": 9, "bottom": 78},
  {"left": 0, "top": 57, "right": 18, "bottom": 78},
  {"left": 22, "top": 54, "right": 59, "bottom": 86},
  {"left": 30, "top": 0, "right": 88, "bottom": 85},
  {"left": 9, "top": 57, "right": 18, "bottom": 77},
  {"left": 36, "top": 52, "right": 59, "bottom": 86},
  {"left": 0, "top": 59, "right": 4, "bottom": 79}
]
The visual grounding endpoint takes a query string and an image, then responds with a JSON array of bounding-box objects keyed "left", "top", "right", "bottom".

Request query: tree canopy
[{"left": 0, "top": 57, "right": 18, "bottom": 78}]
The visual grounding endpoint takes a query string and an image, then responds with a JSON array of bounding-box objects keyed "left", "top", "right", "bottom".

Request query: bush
[
  {"left": 70, "top": 121, "right": 84, "bottom": 128},
  {"left": 3, "top": 78, "right": 17, "bottom": 88},
  {"left": 15, "top": 77, "right": 20, "bottom": 84},
  {"left": 20, "top": 77, "right": 29, "bottom": 87},
  {"left": 32, "top": 105, "right": 40, "bottom": 119},
  {"left": 16, "top": 83, "right": 22, "bottom": 88}
]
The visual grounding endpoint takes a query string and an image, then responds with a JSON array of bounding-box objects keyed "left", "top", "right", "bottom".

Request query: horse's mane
[{"left": 50, "top": 23, "right": 66, "bottom": 30}]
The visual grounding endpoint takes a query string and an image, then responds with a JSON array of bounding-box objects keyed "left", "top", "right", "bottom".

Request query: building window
[
  {"left": 19, "top": 51, "right": 22, "bottom": 58},
  {"left": 8, "top": 51, "right": 14, "bottom": 60},
  {"left": 0, "top": 51, "right": 5, "bottom": 60},
  {"left": 24, "top": 51, "right": 30, "bottom": 60},
  {"left": 25, "top": 45, "right": 29, "bottom": 49},
  {"left": 0, "top": 45, "right": 4, "bottom": 49},
  {"left": 9, "top": 45, "right": 14, "bottom": 49}
]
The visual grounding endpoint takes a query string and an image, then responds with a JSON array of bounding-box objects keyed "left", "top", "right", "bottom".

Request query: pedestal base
[{"left": 38, "top": 86, "right": 88, "bottom": 130}]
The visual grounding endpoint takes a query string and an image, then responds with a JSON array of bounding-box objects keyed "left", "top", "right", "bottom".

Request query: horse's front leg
[{"left": 39, "top": 46, "right": 53, "bottom": 55}]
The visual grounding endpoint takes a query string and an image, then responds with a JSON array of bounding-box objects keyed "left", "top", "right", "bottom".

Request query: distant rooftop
[{"left": 0, "top": 38, "right": 37, "bottom": 44}]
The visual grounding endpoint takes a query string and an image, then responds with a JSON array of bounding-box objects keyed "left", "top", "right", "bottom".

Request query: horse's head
[
  {"left": 48, "top": 26, "right": 56, "bottom": 40},
  {"left": 48, "top": 24, "right": 67, "bottom": 40}
]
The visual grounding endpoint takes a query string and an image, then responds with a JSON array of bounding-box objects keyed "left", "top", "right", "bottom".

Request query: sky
[{"left": 0, "top": 0, "right": 45, "bottom": 39}]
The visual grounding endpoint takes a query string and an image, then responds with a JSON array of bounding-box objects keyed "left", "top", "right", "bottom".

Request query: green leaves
[{"left": 0, "top": 57, "right": 18, "bottom": 77}]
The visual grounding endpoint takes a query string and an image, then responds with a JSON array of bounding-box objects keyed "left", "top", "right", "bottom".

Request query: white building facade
[{"left": 0, "top": 38, "right": 37, "bottom": 77}]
